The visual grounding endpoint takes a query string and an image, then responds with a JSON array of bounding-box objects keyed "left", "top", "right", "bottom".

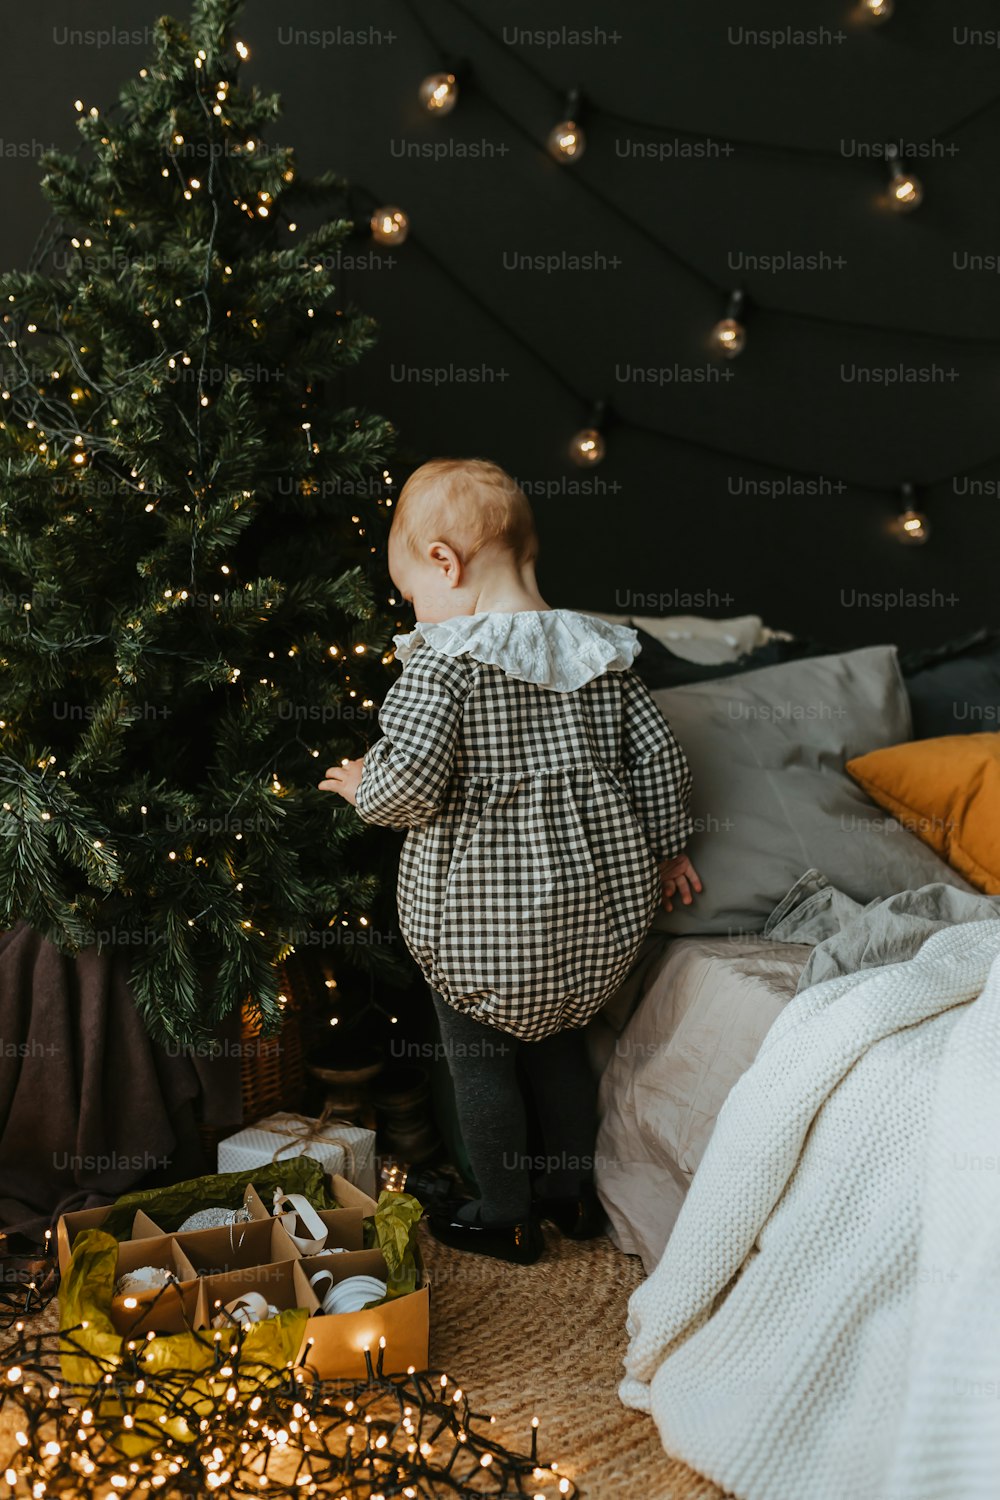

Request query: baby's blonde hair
[{"left": 392, "top": 458, "right": 538, "bottom": 565}]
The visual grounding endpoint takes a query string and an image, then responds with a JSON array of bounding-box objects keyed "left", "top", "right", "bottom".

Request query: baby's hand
[
  {"left": 659, "top": 852, "right": 703, "bottom": 913},
  {"left": 318, "top": 757, "right": 365, "bottom": 805}
]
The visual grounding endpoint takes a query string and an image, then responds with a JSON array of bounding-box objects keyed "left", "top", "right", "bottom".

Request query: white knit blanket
[{"left": 620, "top": 920, "right": 1000, "bottom": 1500}]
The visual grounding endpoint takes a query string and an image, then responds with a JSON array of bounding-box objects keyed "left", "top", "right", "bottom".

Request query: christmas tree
[{"left": 0, "top": 0, "right": 404, "bottom": 1045}]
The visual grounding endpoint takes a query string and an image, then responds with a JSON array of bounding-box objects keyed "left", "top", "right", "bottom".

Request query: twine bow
[{"left": 257, "top": 1106, "right": 358, "bottom": 1184}]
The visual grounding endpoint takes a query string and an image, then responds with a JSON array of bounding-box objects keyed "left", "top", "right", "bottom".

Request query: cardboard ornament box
[{"left": 57, "top": 1174, "right": 429, "bottom": 1380}]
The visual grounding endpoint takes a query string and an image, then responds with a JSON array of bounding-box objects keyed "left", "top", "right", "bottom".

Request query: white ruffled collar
[{"left": 392, "top": 609, "right": 639, "bottom": 693}]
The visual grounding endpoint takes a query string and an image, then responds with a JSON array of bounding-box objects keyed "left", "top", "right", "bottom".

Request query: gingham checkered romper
[{"left": 354, "top": 611, "right": 692, "bottom": 1040}]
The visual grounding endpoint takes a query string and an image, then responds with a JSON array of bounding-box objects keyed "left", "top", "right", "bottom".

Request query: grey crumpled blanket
[{"left": 764, "top": 867, "right": 1000, "bottom": 991}]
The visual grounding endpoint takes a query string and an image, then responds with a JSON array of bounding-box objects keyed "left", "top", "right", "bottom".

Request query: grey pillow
[{"left": 652, "top": 644, "right": 975, "bottom": 937}]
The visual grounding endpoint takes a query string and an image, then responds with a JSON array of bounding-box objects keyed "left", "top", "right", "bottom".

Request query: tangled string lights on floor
[
  {"left": 0, "top": 1311, "right": 578, "bottom": 1498},
  {"left": 0, "top": 1235, "right": 58, "bottom": 1333}
]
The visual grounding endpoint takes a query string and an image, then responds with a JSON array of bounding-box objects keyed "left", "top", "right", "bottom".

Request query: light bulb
[
  {"left": 885, "top": 147, "right": 922, "bottom": 212},
  {"left": 861, "top": 0, "right": 893, "bottom": 21},
  {"left": 547, "top": 119, "right": 585, "bottom": 163},
  {"left": 419, "top": 72, "right": 459, "bottom": 116},
  {"left": 370, "top": 205, "right": 409, "bottom": 245},
  {"left": 888, "top": 165, "right": 922, "bottom": 212},
  {"left": 712, "top": 318, "right": 746, "bottom": 357},
  {"left": 711, "top": 289, "right": 747, "bottom": 357},
  {"left": 894, "top": 508, "right": 930, "bottom": 544},
  {"left": 569, "top": 427, "right": 605, "bottom": 466}
]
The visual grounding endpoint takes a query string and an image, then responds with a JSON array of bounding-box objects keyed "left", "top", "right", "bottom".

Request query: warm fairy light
[
  {"left": 889, "top": 166, "right": 922, "bottom": 211},
  {"left": 711, "top": 289, "right": 748, "bottom": 357},
  {"left": 895, "top": 508, "right": 930, "bottom": 544},
  {"left": 568, "top": 428, "right": 605, "bottom": 467},
  {"left": 419, "top": 72, "right": 459, "bottom": 115},
  {"left": 713, "top": 317, "right": 745, "bottom": 354},
  {"left": 370, "top": 206, "right": 409, "bottom": 245},
  {"left": 861, "top": 0, "right": 893, "bottom": 20},
  {"left": 236, "top": 40, "right": 249, "bottom": 58},
  {"left": 547, "top": 120, "right": 585, "bottom": 163},
  {"left": 885, "top": 145, "right": 922, "bottom": 212}
]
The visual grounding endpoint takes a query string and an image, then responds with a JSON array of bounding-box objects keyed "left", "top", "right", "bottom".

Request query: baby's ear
[{"left": 427, "top": 541, "right": 462, "bottom": 585}]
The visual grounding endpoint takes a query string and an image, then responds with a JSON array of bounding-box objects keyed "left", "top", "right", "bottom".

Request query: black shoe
[
  {"left": 535, "top": 1182, "right": 606, "bottom": 1240},
  {"left": 404, "top": 1167, "right": 463, "bottom": 1210},
  {"left": 427, "top": 1202, "right": 544, "bottom": 1265}
]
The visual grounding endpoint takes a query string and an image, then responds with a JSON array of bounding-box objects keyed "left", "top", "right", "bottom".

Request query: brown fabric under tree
[{"left": 0, "top": 921, "right": 241, "bottom": 1239}]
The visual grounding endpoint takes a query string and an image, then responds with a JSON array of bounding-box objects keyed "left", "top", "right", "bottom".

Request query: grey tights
[{"left": 431, "top": 992, "right": 597, "bottom": 1226}]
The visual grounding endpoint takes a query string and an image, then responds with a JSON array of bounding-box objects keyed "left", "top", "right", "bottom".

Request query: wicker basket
[
  {"left": 197, "top": 953, "right": 321, "bottom": 1162},
  {"left": 240, "top": 967, "right": 305, "bottom": 1123}
]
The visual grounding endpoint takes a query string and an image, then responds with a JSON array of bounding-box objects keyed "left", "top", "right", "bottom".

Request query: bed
[
  {"left": 590, "top": 624, "right": 988, "bottom": 1274},
  {"left": 594, "top": 933, "right": 811, "bottom": 1271}
]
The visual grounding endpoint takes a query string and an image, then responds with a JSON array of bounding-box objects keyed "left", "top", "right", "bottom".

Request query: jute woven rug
[{"left": 420, "top": 1221, "right": 728, "bottom": 1500}]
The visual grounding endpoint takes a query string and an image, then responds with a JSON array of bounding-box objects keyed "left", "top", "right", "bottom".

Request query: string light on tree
[
  {"left": 885, "top": 145, "right": 923, "bottom": 212},
  {"left": 0, "top": 0, "right": 403, "bottom": 1044},
  {"left": 893, "top": 481, "right": 930, "bottom": 544},
  {"left": 547, "top": 89, "right": 587, "bottom": 163},
  {"left": 370, "top": 205, "right": 410, "bottom": 245},
  {"left": 711, "top": 288, "right": 748, "bottom": 357},
  {"left": 568, "top": 400, "right": 608, "bottom": 467},
  {"left": 419, "top": 71, "right": 460, "bottom": 116},
  {"left": 861, "top": 0, "right": 894, "bottom": 22}
]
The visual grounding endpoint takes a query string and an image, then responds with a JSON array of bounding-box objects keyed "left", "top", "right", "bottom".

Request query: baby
[{"left": 320, "top": 458, "right": 699, "bottom": 1263}]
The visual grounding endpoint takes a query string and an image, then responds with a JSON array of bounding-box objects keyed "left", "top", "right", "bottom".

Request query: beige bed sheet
[{"left": 595, "top": 936, "right": 811, "bottom": 1272}]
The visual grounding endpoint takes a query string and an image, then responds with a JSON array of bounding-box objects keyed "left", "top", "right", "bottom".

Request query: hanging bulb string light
[
  {"left": 547, "top": 88, "right": 588, "bottom": 164},
  {"left": 712, "top": 289, "right": 748, "bottom": 358},
  {"left": 418, "top": 60, "right": 465, "bottom": 116},
  {"left": 397, "top": 0, "right": 1000, "bottom": 347},
  {"left": 347, "top": 181, "right": 1000, "bottom": 504},
  {"left": 431, "top": 0, "right": 1000, "bottom": 165},
  {"left": 568, "top": 399, "right": 609, "bottom": 466},
  {"left": 884, "top": 143, "right": 923, "bottom": 212},
  {"left": 398, "top": 0, "right": 718, "bottom": 298},
  {"left": 893, "top": 479, "right": 931, "bottom": 543}
]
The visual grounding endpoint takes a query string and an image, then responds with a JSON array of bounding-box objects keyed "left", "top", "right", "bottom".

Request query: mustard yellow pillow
[{"left": 846, "top": 733, "right": 1000, "bottom": 895}]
